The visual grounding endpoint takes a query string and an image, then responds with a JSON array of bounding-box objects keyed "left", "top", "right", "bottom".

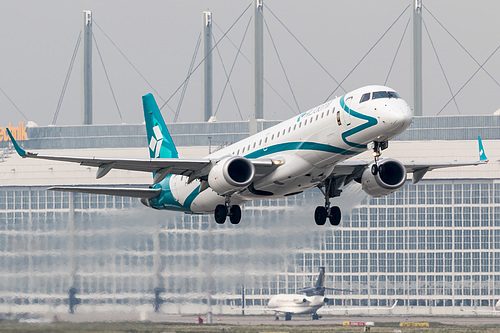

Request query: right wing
[{"left": 329, "top": 136, "right": 488, "bottom": 186}]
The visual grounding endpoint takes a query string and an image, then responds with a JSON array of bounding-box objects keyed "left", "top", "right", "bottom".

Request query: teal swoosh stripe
[
  {"left": 340, "top": 95, "right": 378, "bottom": 149},
  {"left": 183, "top": 184, "right": 201, "bottom": 209},
  {"left": 244, "top": 141, "right": 356, "bottom": 159},
  {"left": 151, "top": 175, "right": 195, "bottom": 212}
]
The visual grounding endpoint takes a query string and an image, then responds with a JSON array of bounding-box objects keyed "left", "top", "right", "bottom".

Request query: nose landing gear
[{"left": 370, "top": 141, "right": 388, "bottom": 175}]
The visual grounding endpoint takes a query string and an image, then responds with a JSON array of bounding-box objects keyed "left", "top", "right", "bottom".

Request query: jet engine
[
  {"left": 294, "top": 298, "right": 307, "bottom": 304},
  {"left": 208, "top": 156, "right": 255, "bottom": 195},
  {"left": 361, "top": 158, "right": 407, "bottom": 197},
  {"left": 308, "top": 296, "right": 328, "bottom": 307}
]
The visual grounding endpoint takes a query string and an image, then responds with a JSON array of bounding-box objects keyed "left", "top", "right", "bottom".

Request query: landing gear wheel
[
  {"left": 214, "top": 205, "right": 228, "bottom": 224},
  {"left": 229, "top": 205, "right": 242, "bottom": 224},
  {"left": 285, "top": 313, "right": 292, "bottom": 321},
  {"left": 329, "top": 206, "right": 341, "bottom": 226},
  {"left": 312, "top": 313, "right": 319, "bottom": 320},
  {"left": 371, "top": 164, "right": 379, "bottom": 176},
  {"left": 314, "top": 206, "right": 327, "bottom": 225}
]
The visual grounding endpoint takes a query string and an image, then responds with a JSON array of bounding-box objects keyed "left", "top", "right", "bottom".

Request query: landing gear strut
[
  {"left": 315, "top": 178, "right": 342, "bottom": 226},
  {"left": 214, "top": 196, "right": 241, "bottom": 224}
]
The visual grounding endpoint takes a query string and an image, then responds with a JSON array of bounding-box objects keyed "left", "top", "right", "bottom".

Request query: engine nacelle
[
  {"left": 208, "top": 156, "right": 255, "bottom": 195},
  {"left": 361, "top": 158, "right": 407, "bottom": 197},
  {"left": 294, "top": 298, "right": 307, "bottom": 304},
  {"left": 308, "top": 296, "right": 328, "bottom": 307}
]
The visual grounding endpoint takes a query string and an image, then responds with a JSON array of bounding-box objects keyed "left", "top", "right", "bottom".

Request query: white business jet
[
  {"left": 7, "top": 85, "right": 488, "bottom": 224},
  {"left": 267, "top": 267, "right": 397, "bottom": 321}
]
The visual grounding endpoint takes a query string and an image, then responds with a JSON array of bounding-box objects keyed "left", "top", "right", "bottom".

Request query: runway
[{"left": 56, "top": 312, "right": 500, "bottom": 326}]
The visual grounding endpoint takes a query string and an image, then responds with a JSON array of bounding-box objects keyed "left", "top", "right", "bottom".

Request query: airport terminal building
[{"left": 1, "top": 115, "right": 500, "bottom": 316}]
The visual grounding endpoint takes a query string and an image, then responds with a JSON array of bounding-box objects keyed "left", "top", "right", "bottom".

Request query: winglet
[
  {"left": 478, "top": 136, "right": 488, "bottom": 163},
  {"left": 6, "top": 128, "right": 27, "bottom": 157}
]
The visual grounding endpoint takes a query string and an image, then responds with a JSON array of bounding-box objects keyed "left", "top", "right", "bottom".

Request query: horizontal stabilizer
[{"left": 48, "top": 186, "right": 161, "bottom": 199}]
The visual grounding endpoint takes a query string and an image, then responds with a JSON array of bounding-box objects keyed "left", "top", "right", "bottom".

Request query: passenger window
[
  {"left": 283, "top": 129, "right": 286, "bottom": 135},
  {"left": 305, "top": 120, "right": 308, "bottom": 126},
  {"left": 288, "top": 127, "right": 291, "bottom": 133},
  {"left": 326, "top": 110, "right": 330, "bottom": 116},
  {"left": 299, "top": 123, "right": 302, "bottom": 128},
  {"left": 237, "top": 149, "right": 240, "bottom": 155},
  {"left": 277, "top": 132, "right": 280, "bottom": 138},
  {"left": 293, "top": 124, "right": 296, "bottom": 130},
  {"left": 321, "top": 112, "right": 324, "bottom": 118},
  {"left": 271, "top": 134, "right": 274, "bottom": 140},
  {"left": 360, "top": 92, "right": 371, "bottom": 103},
  {"left": 253, "top": 142, "right": 256, "bottom": 148},
  {"left": 259, "top": 139, "right": 262, "bottom": 145},
  {"left": 265, "top": 138, "right": 268, "bottom": 143},
  {"left": 242, "top": 147, "right": 245, "bottom": 153}
]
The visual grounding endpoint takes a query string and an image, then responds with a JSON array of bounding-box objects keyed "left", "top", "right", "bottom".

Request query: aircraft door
[{"left": 344, "top": 96, "right": 352, "bottom": 126}]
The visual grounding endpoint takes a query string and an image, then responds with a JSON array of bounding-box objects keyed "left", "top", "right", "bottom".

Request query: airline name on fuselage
[
  {"left": 0, "top": 122, "right": 27, "bottom": 141},
  {"left": 296, "top": 101, "right": 332, "bottom": 122}
]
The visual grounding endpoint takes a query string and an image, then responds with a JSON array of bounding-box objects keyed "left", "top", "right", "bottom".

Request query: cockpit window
[
  {"left": 359, "top": 92, "right": 371, "bottom": 103},
  {"left": 373, "top": 91, "right": 400, "bottom": 99}
]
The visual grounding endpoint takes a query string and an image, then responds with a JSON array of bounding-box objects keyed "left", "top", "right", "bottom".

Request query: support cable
[
  {"left": 265, "top": 4, "right": 346, "bottom": 95},
  {"left": 384, "top": 18, "right": 410, "bottom": 86},
  {"left": 174, "top": 33, "right": 201, "bottom": 123},
  {"left": 93, "top": 20, "right": 176, "bottom": 115},
  {"left": 92, "top": 32, "right": 123, "bottom": 122},
  {"left": 424, "top": 5, "right": 500, "bottom": 89},
  {"left": 158, "top": 4, "right": 252, "bottom": 112},
  {"left": 0, "top": 87, "right": 28, "bottom": 122},
  {"left": 422, "top": 19, "right": 460, "bottom": 114},
  {"left": 213, "top": 17, "right": 252, "bottom": 120},
  {"left": 324, "top": 4, "right": 410, "bottom": 102},
  {"left": 437, "top": 44, "right": 500, "bottom": 115},
  {"left": 265, "top": 5, "right": 345, "bottom": 96},
  {"left": 52, "top": 31, "right": 81, "bottom": 125},
  {"left": 213, "top": 21, "right": 297, "bottom": 115},
  {"left": 264, "top": 17, "right": 300, "bottom": 114}
]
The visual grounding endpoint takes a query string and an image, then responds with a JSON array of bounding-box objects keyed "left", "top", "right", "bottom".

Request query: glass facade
[{"left": 1, "top": 179, "right": 499, "bottom": 313}]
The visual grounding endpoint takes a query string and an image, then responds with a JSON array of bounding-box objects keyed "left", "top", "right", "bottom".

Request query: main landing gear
[
  {"left": 315, "top": 178, "right": 342, "bottom": 226},
  {"left": 214, "top": 196, "right": 241, "bottom": 224}
]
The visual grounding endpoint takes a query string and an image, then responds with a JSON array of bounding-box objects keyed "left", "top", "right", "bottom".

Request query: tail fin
[
  {"left": 314, "top": 267, "right": 325, "bottom": 295},
  {"left": 478, "top": 136, "right": 488, "bottom": 162},
  {"left": 143, "top": 93, "right": 179, "bottom": 159}
]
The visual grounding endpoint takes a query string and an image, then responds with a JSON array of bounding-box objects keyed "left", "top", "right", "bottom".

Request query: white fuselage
[
  {"left": 165, "top": 85, "right": 412, "bottom": 213},
  {"left": 267, "top": 294, "right": 327, "bottom": 315}
]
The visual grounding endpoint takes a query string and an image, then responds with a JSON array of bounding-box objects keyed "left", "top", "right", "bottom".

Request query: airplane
[
  {"left": 267, "top": 267, "right": 397, "bottom": 321},
  {"left": 6, "top": 85, "right": 488, "bottom": 225}
]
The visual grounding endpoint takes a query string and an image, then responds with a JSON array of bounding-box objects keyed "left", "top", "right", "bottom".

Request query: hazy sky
[{"left": 1, "top": 1, "right": 499, "bottom": 126}]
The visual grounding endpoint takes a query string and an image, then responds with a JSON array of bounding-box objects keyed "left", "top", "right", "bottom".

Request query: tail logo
[{"left": 149, "top": 125, "right": 163, "bottom": 158}]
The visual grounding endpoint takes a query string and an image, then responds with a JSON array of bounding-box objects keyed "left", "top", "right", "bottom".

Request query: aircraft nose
[{"left": 387, "top": 103, "right": 412, "bottom": 127}]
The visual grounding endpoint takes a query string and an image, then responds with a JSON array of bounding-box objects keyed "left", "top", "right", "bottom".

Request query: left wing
[
  {"left": 330, "top": 136, "right": 488, "bottom": 184},
  {"left": 6, "top": 128, "right": 276, "bottom": 184},
  {"left": 319, "top": 300, "right": 398, "bottom": 312}
]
